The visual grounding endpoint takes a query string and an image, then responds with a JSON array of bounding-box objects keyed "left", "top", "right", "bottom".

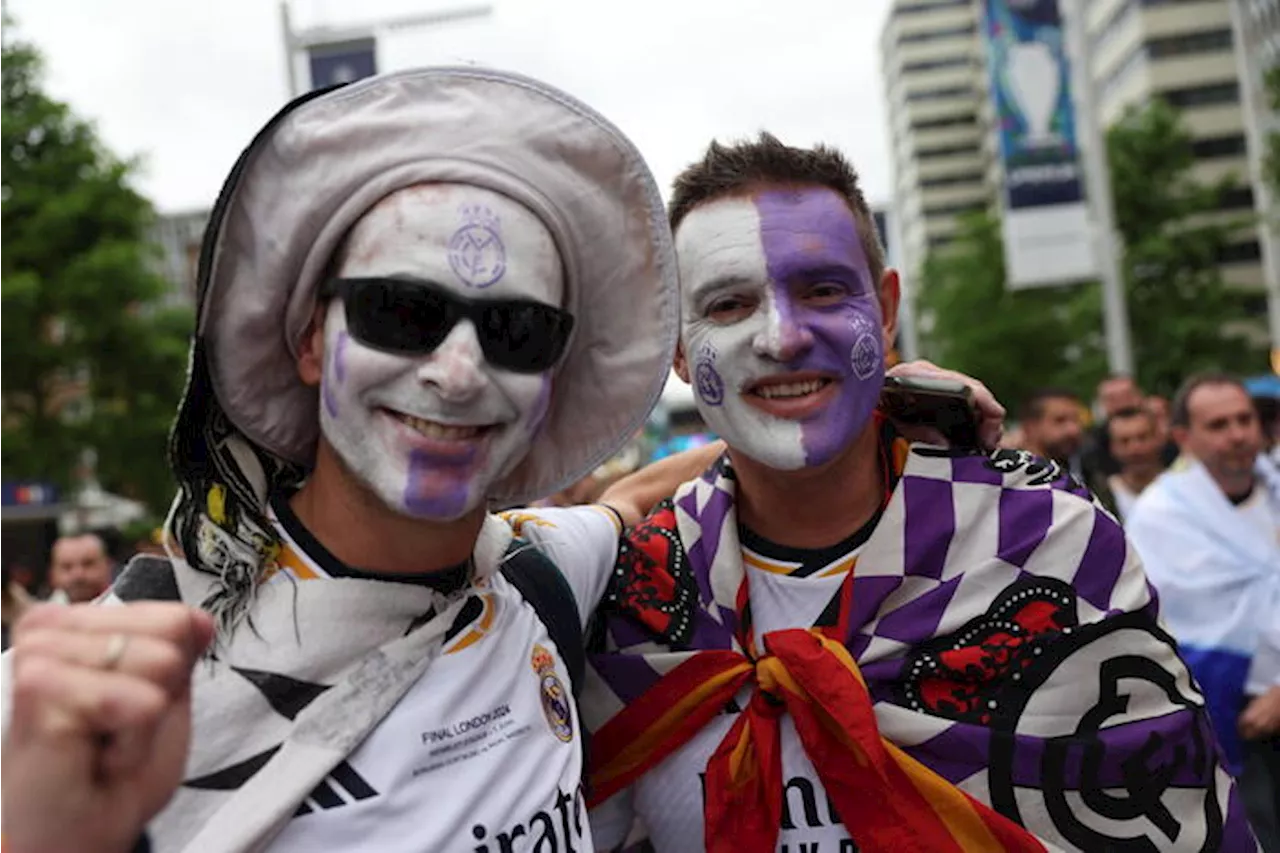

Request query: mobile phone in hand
[{"left": 880, "top": 375, "right": 981, "bottom": 449}]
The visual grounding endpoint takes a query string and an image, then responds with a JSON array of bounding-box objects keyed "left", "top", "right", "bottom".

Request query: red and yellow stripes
[
  {"left": 590, "top": 651, "right": 753, "bottom": 803},
  {"left": 591, "top": 628, "right": 1045, "bottom": 853}
]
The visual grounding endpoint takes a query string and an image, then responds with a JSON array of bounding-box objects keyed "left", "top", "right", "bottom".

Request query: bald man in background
[{"left": 47, "top": 533, "right": 112, "bottom": 604}]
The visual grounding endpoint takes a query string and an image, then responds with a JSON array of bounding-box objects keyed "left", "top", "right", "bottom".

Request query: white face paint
[
  {"left": 318, "top": 183, "right": 562, "bottom": 521},
  {"left": 678, "top": 199, "right": 807, "bottom": 470},
  {"left": 676, "top": 190, "right": 884, "bottom": 471}
]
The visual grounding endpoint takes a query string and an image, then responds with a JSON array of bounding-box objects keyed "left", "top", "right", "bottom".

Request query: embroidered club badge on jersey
[{"left": 532, "top": 644, "right": 574, "bottom": 743}]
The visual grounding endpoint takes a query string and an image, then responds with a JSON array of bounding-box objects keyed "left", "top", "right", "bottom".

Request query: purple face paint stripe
[
  {"left": 904, "top": 476, "right": 956, "bottom": 580},
  {"left": 334, "top": 331, "right": 349, "bottom": 383},
  {"left": 402, "top": 449, "right": 470, "bottom": 519},
  {"left": 528, "top": 374, "right": 553, "bottom": 437},
  {"left": 996, "top": 488, "right": 1054, "bottom": 569},
  {"left": 873, "top": 575, "right": 963, "bottom": 643},
  {"left": 754, "top": 188, "right": 870, "bottom": 289},
  {"left": 322, "top": 378, "right": 340, "bottom": 419},
  {"left": 1072, "top": 509, "right": 1128, "bottom": 611},
  {"left": 321, "top": 332, "right": 348, "bottom": 418},
  {"left": 752, "top": 188, "right": 886, "bottom": 468}
]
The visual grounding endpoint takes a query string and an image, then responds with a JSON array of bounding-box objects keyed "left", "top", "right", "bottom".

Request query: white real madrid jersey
[{"left": 264, "top": 503, "right": 620, "bottom": 852}]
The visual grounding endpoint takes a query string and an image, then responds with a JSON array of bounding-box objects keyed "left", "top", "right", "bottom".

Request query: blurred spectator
[
  {"left": 1021, "top": 387, "right": 1117, "bottom": 515},
  {"left": 1, "top": 563, "right": 34, "bottom": 651},
  {"left": 1086, "top": 373, "right": 1135, "bottom": 476},
  {"left": 1085, "top": 375, "right": 1180, "bottom": 479},
  {"left": 1128, "top": 373, "right": 1280, "bottom": 849},
  {"left": 1148, "top": 394, "right": 1172, "bottom": 439},
  {"left": 1105, "top": 406, "right": 1168, "bottom": 523},
  {"left": 1020, "top": 387, "right": 1086, "bottom": 468},
  {"left": 1097, "top": 373, "right": 1145, "bottom": 418},
  {"left": 47, "top": 532, "right": 113, "bottom": 604}
]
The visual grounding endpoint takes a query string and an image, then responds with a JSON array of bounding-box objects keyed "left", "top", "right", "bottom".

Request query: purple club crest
[
  {"left": 448, "top": 205, "right": 507, "bottom": 289},
  {"left": 694, "top": 342, "right": 724, "bottom": 406}
]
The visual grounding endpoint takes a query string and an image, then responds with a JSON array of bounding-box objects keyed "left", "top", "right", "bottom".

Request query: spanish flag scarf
[
  {"left": 584, "top": 422, "right": 1249, "bottom": 852},
  {"left": 589, "top": 425, "right": 1043, "bottom": 852}
]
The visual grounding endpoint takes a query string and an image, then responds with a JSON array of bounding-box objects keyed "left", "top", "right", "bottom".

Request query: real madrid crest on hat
[{"left": 531, "top": 644, "right": 574, "bottom": 743}]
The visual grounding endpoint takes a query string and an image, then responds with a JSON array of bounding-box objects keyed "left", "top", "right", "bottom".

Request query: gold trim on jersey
[
  {"left": 742, "top": 547, "right": 859, "bottom": 579},
  {"left": 445, "top": 592, "right": 498, "bottom": 655}
]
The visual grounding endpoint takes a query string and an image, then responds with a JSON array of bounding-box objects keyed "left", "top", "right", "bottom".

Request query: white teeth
[
  {"left": 391, "top": 412, "right": 483, "bottom": 440},
  {"left": 755, "top": 379, "right": 826, "bottom": 399}
]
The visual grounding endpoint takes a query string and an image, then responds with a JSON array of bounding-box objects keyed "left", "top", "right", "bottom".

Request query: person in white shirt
[
  {"left": 1128, "top": 372, "right": 1280, "bottom": 850},
  {"left": 0, "top": 67, "right": 680, "bottom": 853}
]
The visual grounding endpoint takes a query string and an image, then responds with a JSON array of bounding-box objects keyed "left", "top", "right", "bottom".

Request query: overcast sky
[{"left": 8, "top": 0, "right": 897, "bottom": 215}]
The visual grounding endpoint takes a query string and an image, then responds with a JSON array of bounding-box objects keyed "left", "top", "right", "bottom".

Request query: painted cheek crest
[{"left": 693, "top": 341, "right": 725, "bottom": 407}]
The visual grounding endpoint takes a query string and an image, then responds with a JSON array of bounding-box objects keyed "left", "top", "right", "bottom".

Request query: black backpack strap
[
  {"left": 500, "top": 540, "right": 589, "bottom": 775},
  {"left": 500, "top": 540, "right": 585, "bottom": 694}
]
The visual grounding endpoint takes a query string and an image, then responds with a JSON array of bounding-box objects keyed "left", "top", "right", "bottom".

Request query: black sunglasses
[{"left": 323, "top": 277, "right": 575, "bottom": 374}]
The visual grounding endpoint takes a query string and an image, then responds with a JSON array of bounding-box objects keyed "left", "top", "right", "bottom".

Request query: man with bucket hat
[{"left": 2, "top": 67, "right": 680, "bottom": 853}]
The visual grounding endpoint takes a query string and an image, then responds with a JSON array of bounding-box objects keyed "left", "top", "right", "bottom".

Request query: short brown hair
[
  {"left": 1018, "top": 387, "right": 1082, "bottom": 423},
  {"left": 1106, "top": 405, "right": 1155, "bottom": 435},
  {"left": 668, "top": 132, "right": 885, "bottom": 286},
  {"left": 1171, "top": 371, "right": 1248, "bottom": 429}
]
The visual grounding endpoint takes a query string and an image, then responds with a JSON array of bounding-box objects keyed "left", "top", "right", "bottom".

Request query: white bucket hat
[{"left": 190, "top": 66, "right": 679, "bottom": 506}]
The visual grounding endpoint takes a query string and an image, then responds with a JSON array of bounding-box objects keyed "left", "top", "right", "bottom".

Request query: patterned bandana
[{"left": 583, "top": 421, "right": 1256, "bottom": 852}]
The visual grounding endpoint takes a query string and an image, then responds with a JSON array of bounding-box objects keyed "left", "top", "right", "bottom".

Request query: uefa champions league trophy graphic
[{"left": 1005, "top": 38, "right": 1061, "bottom": 147}]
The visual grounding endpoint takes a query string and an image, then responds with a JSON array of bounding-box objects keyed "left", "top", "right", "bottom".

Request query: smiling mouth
[
  {"left": 747, "top": 377, "right": 834, "bottom": 400},
  {"left": 384, "top": 409, "right": 493, "bottom": 441}
]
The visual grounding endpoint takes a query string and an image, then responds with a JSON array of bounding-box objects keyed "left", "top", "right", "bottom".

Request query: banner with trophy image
[{"left": 982, "top": 0, "right": 1098, "bottom": 289}]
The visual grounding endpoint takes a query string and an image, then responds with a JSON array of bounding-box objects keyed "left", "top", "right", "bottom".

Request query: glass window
[
  {"left": 912, "top": 112, "right": 977, "bottom": 131},
  {"left": 1145, "top": 28, "right": 1234, "bottom": 59},
  {"left": 1163, "top": 82, "right": 1240, "bottom": 107}
]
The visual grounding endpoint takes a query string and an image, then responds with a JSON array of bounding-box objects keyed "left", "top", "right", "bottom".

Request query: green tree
[
  {"left": 917, "top": 212, "right": 1103, "bottom": 408},
  {"left": 1264, "top": 66, "right": 1280, "bottom": 199},
  {"left": 2, "top": 21, "right": 193, "bottom": 515},
  {"left": 1107, "top": 99, "right": 1263, "bottom": 395},
  {"left": 919, "top": 99, "right": 1263, "bottom": 407}
]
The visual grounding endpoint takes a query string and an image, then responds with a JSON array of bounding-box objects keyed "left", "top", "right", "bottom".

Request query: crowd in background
[{"left": 1, "top": 527, "right": 166, "bottom": 649}]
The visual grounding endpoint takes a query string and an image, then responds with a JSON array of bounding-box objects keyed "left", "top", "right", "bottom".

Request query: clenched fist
[{"left": 2, "top": 602, "right": 215, "bottom": 853}]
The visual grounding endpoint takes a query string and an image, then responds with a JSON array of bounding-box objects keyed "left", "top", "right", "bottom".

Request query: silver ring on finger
[{"left": 102, "top": 632, "right": 129, "bottom": 671}]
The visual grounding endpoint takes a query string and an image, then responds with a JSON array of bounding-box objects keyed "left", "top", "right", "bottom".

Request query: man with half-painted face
[
  {"left": 0, "top": 68, "right": 682, "bottom": 853},
  {"left": 509, "top": 134, "right": 1258, "bottom": 852}
]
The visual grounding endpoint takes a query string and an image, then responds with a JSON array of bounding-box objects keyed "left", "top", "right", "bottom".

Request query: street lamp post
[
  {"left": 1227, "top": 0, "right": 1280, "bottom": 370},
  {"left": 1061, "top": 0, "right": 1134, "bottom": 377}
]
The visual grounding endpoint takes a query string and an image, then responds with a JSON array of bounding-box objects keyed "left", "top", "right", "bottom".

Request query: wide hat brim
[{"left": 196, "top": 67, "right": 679, "bottom": 505}]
